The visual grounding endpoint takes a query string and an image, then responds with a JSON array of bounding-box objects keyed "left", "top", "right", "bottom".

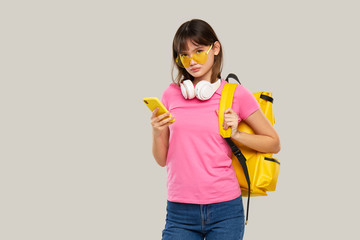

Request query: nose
[{"left": 189, "top": 57, "right": 197, "bottom": 66}]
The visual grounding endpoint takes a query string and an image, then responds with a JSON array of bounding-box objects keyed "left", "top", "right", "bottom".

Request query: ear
[{"left": 213, "top": 41, "right": 221, "bottom": 56}]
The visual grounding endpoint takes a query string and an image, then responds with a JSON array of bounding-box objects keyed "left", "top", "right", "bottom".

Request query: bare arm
[
  {"left": 151, "top": 108, "right": 174, "bottom": 167},
  {"left": 223, "top": 108, "right": 281, "bottom": 154}
]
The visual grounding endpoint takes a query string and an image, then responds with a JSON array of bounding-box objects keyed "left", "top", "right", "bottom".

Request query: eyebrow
[{"left": 180, "top": 46, "right": 206, "bottom": 54}]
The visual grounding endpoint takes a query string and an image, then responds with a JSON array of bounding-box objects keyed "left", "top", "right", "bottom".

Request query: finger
[
  {"left": 159, "top": 116, "right": 174, "bottom": 126},
  {"left": 157, "top": 112, "right": 171, "bottom": 121},
  {"left": 151, "top": 107, "right": 159, "bottom": 119},
  {"left": 160, "top": 117, "right": 174, "bottom": 127},
  {"left": 223, "top": 121, "right": 229, "bottom": 130},
  {"left": 151, "top": 118, "right": 158, "bottom": 127},
  {"left": 215, "top": 109, "right": 219, "bottom": 116},
  {"left": 224, "top": 108, "right": 236, "bottom": 115},
  {"left": 164, "top": 120, "right": 174, "bottom": 127},
  {"left": 224, "top": 113, "right": 238, "bottom": 121},
  {"left": 224, "top": 112, "right": 234, "bottom": 117},
  {"left": 227, "top": 121, "right": 238, "bottom": 132},
  {"left": 224, "top": 116, "right": 236, "bottom": 122},
  {"left": 226, "top": 121, "right": 235, "bottom": 128},
  {"left": 151, "top": 112, "right": 169, "bottom": 125}
]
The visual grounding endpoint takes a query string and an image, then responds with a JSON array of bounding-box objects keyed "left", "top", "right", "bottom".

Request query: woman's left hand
[{"left": 223, "top": 108, "right": 240, "bottom": 138}]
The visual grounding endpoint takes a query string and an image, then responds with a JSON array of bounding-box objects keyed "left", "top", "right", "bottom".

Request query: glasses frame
[{"left": 176, "top": 44, "right": 213, "bottom": 68}]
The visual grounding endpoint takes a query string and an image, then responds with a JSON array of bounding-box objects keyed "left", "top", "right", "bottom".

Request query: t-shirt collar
[{"left": 215, "top": 79, "right": 226, "bottom": 95}]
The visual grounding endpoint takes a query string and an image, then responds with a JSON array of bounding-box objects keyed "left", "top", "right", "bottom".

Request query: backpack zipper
[{"left": 264, "top": 157, "right": 280, "bottom": 165}]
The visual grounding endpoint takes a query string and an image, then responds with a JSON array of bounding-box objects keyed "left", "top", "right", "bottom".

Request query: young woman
[{"left": 150, "top": 19, "right": 280, "bottom": 240}]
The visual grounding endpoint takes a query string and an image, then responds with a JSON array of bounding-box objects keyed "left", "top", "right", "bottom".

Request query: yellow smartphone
[{"left": 143, "top": 97, "right": 175, "bottom": 123}]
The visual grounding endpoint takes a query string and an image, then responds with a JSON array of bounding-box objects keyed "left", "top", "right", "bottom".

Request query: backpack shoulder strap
[
  {"left": 225, "top": 73, "right": 241, "bottom": 84},
  {"left": 219, "top": 83, "right": 238, "bottom": 138},
  {"left": 219, "top": 80, "right": 252, "bottom": 225}
]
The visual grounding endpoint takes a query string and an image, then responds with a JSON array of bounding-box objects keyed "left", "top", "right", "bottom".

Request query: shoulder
[
  {"left": 161, "top": 82, "right": 180, "bottom": 99},
  {"left": 233, "top": 84, "right": 260, "bottom": 105},
  {"left": 162, "top": 82, "right": 179, "bottom": 94},
  {"left": 233, "top": 84, "right": 254, "bottom": 99},
  {"left": 161, "top": 82, "right": 181, "bottom": 107},
  {"left": 232, "top": 84, "right": 260, "bottom": 120}
]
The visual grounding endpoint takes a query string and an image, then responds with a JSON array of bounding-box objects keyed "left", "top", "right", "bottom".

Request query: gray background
[{"left": 1, "top": 0, "right": 359, "bottom": 239}]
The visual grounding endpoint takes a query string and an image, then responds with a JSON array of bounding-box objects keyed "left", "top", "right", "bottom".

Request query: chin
[{"left": 190, "top": 71, "right": 205, "bottom": 79}]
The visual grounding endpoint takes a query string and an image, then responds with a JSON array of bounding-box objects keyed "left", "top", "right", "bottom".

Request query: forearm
[
  {"left": 152, "top": 132, "right": 169, "bottom": 167},
  {"left": 231, "top": 131, "right": 281, "bottom": 154}
]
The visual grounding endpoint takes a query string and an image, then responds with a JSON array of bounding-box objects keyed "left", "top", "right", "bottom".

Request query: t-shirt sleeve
[
  {"left": 161, "top": 83, "right": 174, "bottom": 110},
  {"left": 233, "top": 85, "right": 260, "bottom": 121},
  {"left": 161, "top": 91, "right": 169, "bottom": 110}
]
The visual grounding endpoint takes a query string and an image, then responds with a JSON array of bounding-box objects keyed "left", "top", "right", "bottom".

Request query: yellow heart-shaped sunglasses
[{"left": 176, "top": 44, "right": 213, "bottom": 68}]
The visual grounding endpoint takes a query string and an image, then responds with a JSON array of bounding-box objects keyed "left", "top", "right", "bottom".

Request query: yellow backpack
[{"left": 218, "top": 73, "right": 280, "bottom": 224}]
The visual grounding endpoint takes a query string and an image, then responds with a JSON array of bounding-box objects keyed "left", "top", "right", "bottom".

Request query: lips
[{"left": 190, "top": 67, "right": 201, "bottom": 72}]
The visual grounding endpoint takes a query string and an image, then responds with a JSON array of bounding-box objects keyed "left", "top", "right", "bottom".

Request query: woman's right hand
[{"left": 151, "top": 107, "right": 174, "bottom": 137}]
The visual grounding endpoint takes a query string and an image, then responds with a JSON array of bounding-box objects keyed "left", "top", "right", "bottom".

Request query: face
[{"left": 179, "top": 39, "right": 220, "bottom": 81}]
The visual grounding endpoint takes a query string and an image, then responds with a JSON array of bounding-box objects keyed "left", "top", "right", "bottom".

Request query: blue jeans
[{"left": 162, "top": 196, "right": 245, "bottom": 240}]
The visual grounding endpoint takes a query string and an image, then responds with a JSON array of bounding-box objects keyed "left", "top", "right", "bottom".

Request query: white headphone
[{"left": 180, "top": 79, "right": 221, "bottom": 100}]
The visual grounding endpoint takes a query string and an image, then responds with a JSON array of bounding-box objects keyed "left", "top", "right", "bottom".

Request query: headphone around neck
[{"left": 180, "top": 79, "right": 221, "bottom": 101}]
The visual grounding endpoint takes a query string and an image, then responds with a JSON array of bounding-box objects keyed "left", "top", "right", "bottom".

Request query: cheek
[{"left": 205, "top": 55, "right": 215, "bottom": 68}]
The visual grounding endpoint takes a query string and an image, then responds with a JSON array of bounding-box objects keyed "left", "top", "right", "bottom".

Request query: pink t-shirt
[{"left": 161, "top": 79, "right": 260, "bottom": 204}]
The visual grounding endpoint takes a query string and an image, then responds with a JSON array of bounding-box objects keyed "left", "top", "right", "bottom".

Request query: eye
[
  {"left": 196, "top": 50, "right": 204, "bottom": 54},
  {"left": 180, "top": 53, "right": 189, "bottom": 57}
]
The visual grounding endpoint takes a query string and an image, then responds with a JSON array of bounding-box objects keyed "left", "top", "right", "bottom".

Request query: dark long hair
[{"left": 172, "top": 19, "right": 223, "bottom": 85}]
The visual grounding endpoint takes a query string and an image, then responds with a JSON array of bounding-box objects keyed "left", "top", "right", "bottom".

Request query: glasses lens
[
  {"left": 176, "top": 47, "right": 210, "bottom": 68},
  {"left": 179, "top": 56, "right": 191, "bottom": 68},
  {"left": 193, "top": 51, "right": 207, "bottom": 65},
  {"left": 176, "top": 56, "right": 185, "bottom": 68}
]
